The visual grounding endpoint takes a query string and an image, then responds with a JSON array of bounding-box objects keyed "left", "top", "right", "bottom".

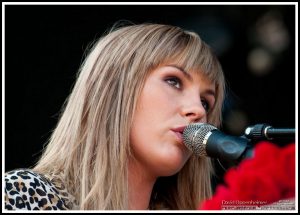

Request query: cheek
[
  {"left": 130, "top": 86, "right": 167, "bottom": 153},
  {"left": 129, "top": 81, "right": 191, "bottom": 176},
  {"left": 133, "top": 81, "right": 177, "bottom": 130},
  {"left": 140, "top": 83, "right": 176, "bottom": 117}
]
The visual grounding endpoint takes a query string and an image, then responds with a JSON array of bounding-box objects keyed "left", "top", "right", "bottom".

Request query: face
[{"left": 130, "top": 64, "right": 216, "bottom": 177}]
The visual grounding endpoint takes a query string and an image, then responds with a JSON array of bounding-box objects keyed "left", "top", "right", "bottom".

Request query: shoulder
[{"left": 4, "top": 168, "right": 69, "bottom": 210}]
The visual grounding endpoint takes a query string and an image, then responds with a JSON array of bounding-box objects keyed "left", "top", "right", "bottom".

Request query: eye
[
  {"left": 201, "top": 99, "right": 210, "bottom": 113},
  {"left": 165, "top": 77, "right": 182, "bottom": 89}
]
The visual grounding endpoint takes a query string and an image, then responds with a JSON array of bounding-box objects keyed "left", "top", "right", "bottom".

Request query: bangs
[
  {"left": 176, "top": 36, "right": 223, "bottom": 85},
  {"left": 146, "top": 29, "right": 223, "bottom": 85}
]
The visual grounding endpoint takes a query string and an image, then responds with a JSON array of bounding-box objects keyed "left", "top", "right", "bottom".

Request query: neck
[{"left": 128, "top": 158, "right": 157, "bottom": 210}]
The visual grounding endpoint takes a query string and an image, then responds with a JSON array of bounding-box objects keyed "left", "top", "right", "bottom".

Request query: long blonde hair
[{"left": 33, "top": 23, "right": 225, "bottom": 210}]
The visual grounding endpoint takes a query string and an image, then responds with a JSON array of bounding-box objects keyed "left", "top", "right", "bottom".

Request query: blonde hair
[{"left": 33, "top": 23, "right": 225, "bottom": 210}]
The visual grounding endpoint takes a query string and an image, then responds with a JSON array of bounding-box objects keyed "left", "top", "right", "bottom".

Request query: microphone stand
[
  {"left": 213, "top": 123, "right": 295, "bottom": 192},
  {"left": 244, "top": 123, "right": 295, "bottom": 141},
  {"left": 218, "top": 123, "right": 295, "bottom": 168}
]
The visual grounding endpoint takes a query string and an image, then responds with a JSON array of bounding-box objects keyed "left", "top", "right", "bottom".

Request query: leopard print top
[{"left": 4, "top": 169, "right": 77, "bottom": 210}]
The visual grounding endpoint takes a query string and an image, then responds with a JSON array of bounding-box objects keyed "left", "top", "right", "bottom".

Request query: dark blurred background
[{"left": 4, "top": 4, "right": 296, "bottom": 181}]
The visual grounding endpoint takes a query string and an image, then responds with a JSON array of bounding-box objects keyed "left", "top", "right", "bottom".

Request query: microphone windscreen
[{"left": 183, "top": 123, "right": 217, "bottom": 156}]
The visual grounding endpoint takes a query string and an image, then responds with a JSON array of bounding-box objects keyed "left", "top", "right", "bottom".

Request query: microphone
[{"left": 183, "top": 123, "right": 253, "bottom": 164}]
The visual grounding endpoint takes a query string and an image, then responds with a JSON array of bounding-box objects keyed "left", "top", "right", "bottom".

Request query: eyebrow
[
  {"left": 204, "top": 89, "right": 216, "bottom": 98},
  {"left": 168, "top": 65, "right": 193, "bottom": 81}
]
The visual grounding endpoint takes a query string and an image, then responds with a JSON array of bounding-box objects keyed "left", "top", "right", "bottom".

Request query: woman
[{"left": 5, "top": 23, "right": 225, "bottom": 210}]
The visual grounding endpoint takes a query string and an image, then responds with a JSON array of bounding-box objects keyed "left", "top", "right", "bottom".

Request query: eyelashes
[
  {"left": 165, "top": 77, "right": 182, "bottom": 89},
  {"left": 201, "top": 99, "right": 210, "bottom": 113},
  {"left": 164, "top": 76, "right": 211, "bottom": 113}
]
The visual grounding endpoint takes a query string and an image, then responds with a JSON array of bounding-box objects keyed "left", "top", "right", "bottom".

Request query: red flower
[{"left": 199, "top": 141, "right": 295, "bottom": 210}]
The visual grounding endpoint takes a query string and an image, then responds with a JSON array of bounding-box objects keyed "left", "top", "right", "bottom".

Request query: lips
[
  {"left": 171, "top": 126, "right": 187, "bottom": 143},
  {"left": 171, "top": 126, "right": 186, "bottom": 133}
]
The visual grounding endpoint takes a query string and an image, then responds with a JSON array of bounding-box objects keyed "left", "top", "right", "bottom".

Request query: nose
[{"left": 180, "top": 99, "right": 207, "bottom": 123}]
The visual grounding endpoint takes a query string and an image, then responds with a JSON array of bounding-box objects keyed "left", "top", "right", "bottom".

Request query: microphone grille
[{"left": 183, "top": 123, "right": 217, "bottom": 156}]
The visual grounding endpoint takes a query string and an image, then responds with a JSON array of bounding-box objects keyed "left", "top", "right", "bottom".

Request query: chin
[
  {"left": 156, "top": 149, "right": 190, "bottom": 176},
  {"left": 159, "top": 163, "right": 186, "bottom": 177}
]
